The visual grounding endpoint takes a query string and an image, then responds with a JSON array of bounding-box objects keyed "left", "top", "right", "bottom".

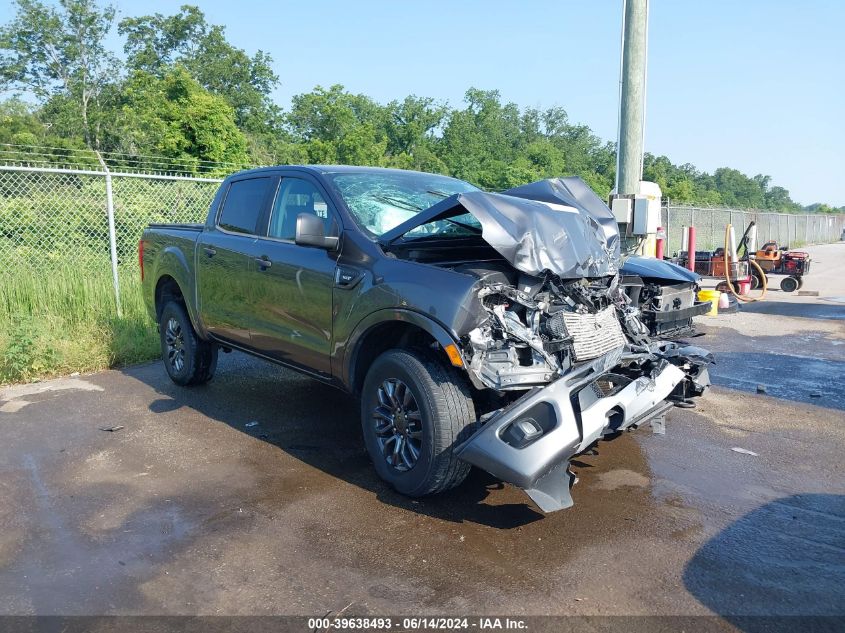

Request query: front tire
[
  {"left": 159, "top": 301, "right": 218, "bottom": 386},
  {"left": 361, "top": 349, "right": 476, "bottom": 497}
]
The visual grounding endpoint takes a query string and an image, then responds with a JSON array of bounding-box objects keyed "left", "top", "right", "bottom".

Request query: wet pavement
[{"left": 1, "top": 244, "right": 844, "bottom": 623}]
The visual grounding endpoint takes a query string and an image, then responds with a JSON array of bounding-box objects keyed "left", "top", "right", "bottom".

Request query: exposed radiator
[
  {"left": 559, "top": 306, "right": 626, "bottom": 362},
  {"left": 654, "top": 282, "right": 696, "bottom": 311}
]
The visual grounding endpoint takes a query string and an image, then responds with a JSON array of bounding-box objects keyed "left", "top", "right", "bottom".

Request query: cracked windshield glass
[{"left": 327, "top": 171, "right": 480, "bottom": 238}]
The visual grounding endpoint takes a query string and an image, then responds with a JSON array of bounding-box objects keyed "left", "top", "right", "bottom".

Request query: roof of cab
[{"left": 225, "top": 164, "right": 470, "bottom": 181}]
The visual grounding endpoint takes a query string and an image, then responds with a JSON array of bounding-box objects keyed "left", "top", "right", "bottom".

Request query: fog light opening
[
  {"left": 502, "top": 417, "right": 543, "bottom": 449},
  {"left": 606, "top": 406, "right": 625, "bottom": 432}
]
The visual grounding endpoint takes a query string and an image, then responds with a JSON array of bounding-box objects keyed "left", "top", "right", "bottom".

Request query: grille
[{"left": 560, "top": 306, "right": 626, "bottom": 361}]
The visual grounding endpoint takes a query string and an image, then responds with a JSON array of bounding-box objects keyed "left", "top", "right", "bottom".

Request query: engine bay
[
  {"left": 463, "top": 270, "right": 655, "bottom": 391},
  {"left": 378, "top": 174, "right": 712, "bottom": 407}
]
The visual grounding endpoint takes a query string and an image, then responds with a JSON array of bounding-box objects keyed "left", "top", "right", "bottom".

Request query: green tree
[
  {"left": 383, "top": 95, "right": 447, "bottom": 170},
  {"left": 0, "top": 98, "right": 47, "bottom": 146},
  {"left": 664, "top": 177, "right": 695, "bottom": 203},
  {"left": 440, "top": 89, "right": 523, "bottom": 188},
  {"left": 711, "top": 168, "right": 765, "bottom": 208},
  {"left": 643, "top": 154, "right": 697, "bottom": 203},
  {"left": 0, "top": 0, "right": 837, "bottom": 210},
  {"left": 119, "top": 5, "right": 279, "bottom": 132},
  {"left": 764, "top": 185, "right": 798, "bottom": 211},
  {"left": 806, "top": 203, "right": 840, "bottom": 214},
  {"left": 286, "top": 85, "right": 388, "bottom": 165},
  {"left": 0, "top": 0, "right": 119, "bottom": 148},
  {"left": 106, "top": 68, "right": 249, "bottom": 173}
]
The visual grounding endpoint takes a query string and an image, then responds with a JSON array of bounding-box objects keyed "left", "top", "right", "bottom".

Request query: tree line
[{"left": 1, "top": 0, "right": 841, "bottom": 213}]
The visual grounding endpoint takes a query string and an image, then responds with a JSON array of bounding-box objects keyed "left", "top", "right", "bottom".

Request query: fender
[
  {"left": 150, "top": 245, "right": 206, "bottom": 338},
  {"left": 343, "top": 308, "right": 468, "bottom": 392}
]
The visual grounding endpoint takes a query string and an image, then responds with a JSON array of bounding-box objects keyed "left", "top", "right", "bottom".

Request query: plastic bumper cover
[{"left": 455, "top": 355, "right": 685, "bottom": 512}]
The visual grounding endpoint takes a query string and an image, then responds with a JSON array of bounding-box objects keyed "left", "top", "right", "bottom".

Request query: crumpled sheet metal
[
  {"left": 503, "top": 176, "right": 620, "bottom": 256},
  {"left": 451, "top": 184, "right": 620, "bottom": 279}
]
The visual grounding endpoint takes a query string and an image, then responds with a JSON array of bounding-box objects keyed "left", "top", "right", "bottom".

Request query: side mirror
[{"left": 295, "top": 213, "right": 339, "bottom": 250}]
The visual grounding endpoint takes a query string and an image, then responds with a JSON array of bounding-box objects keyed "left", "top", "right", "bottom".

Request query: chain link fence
[
  {"left": 0, "top": 165, "right": 222, "bottom": 314},
  {"left": 661, "top": 203, "right": 845, "bottom": 254},
  {"left": 0, "top": 166, "right": 221, "bottom": 269},
  {"left": 2, "top": 164, "right": 844, "bottom": 316}
]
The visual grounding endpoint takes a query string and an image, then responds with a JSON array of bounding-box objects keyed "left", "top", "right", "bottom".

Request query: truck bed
[{"left": 140, "top": 224, "right": 204, "bottom": 311}]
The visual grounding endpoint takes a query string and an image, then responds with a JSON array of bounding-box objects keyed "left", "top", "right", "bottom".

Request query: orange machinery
[{"left": 751, "top": 241, "right": 811, "bottom": 292}]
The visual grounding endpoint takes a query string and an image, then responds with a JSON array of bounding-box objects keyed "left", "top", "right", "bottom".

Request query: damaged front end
[
  {"left": 455, "top": 269, "right": 711, "bottom": 511},
  {"left": 382, "top": 176, "right": 713, "bottom": 512},
  {"left": 450, "top": 179, "right": 711, "bottom": 512}
]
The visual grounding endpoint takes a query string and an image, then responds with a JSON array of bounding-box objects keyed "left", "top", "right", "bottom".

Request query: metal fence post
[
  {"left": 709, "top": 209, "right": 715, "bottom": 251},
  {"left": 691, "top": 207, "right": 696, "bottom": 248},
  {"left": 96, "top": 152, "right": 122, "bottom": 318}
]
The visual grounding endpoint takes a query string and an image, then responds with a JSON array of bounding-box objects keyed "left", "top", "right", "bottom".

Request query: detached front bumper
[
  {"left": 642, "top": 300, "right": 712, "bottom": 325},
  {"left": 640, "top": 300, "right": 712, "bottom": 339},
  {"left": 455, "top": 352, "right": 686, "bottom": 512}
]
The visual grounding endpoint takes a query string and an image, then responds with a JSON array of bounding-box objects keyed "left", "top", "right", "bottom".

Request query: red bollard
[
  {"left": 655, "top": 227, "right": 665, "bottom": 260},
  {"left": 687, "top": 226, "right": 696, "bottom": 272}
]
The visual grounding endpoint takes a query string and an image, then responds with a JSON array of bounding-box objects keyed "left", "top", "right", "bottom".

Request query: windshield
[{"left": 326, "top": 171, "right": 481, "bottom": 238}]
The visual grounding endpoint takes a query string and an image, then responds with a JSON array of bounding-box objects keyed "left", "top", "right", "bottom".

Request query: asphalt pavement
[{"left": 1, "top": 243, "right": 843, "bottom": 625}]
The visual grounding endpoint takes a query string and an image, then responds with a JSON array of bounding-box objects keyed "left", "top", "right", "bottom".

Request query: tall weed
[{"left": 0, "top": 267, "right": 158, "bottom": 383}]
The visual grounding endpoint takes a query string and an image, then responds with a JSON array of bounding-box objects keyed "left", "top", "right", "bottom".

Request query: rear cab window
[{"left": 217, "top": 177, "right": 273, "bottom": 234}]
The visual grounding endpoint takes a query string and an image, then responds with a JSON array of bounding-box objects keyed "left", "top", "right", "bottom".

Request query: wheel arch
[
  {"left": 155, "top": 275, "right": 184, "bottom": 320},
  {"left": 345, "top": 310, "right": 467, "bottom": 395},
  {"left": 153, "top": 273, "right": 203, "bottom": 336},
  {"left": 148, "top": 243, "right": 204, "bottom": 330}
]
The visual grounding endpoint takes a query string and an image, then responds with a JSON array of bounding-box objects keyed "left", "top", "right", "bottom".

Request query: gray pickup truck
[{"left": 140, "top": 165, "right": 711, "bottom": 512}]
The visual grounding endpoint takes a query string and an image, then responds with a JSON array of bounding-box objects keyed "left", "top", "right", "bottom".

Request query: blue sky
[{"left": 3, "top": 0, "right": 843, "bottom": 205}]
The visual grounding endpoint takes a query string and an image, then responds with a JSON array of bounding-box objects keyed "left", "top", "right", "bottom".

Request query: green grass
[{"left": 0, "top": 266, "right": 159, "bottom": 384}]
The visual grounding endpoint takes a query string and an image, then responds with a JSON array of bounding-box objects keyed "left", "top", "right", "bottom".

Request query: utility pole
[{"left": 615, "top": 0, "right": 649, "bottom": 196}]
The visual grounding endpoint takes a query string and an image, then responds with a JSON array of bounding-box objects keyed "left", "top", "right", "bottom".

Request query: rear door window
[{"left": 218, "top": 177, "right": 273, "bottom": 234}]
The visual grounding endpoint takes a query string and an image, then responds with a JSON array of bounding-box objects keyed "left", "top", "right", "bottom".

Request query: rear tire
[
  {"left": 780, "top": 276, "right": 799, "bottom": 293},
  {"left": 159, "top": 301, "right": 217, "bottom": 386},
  {"left": 361, "top": 348, "right": 476, "bottom": 497}
]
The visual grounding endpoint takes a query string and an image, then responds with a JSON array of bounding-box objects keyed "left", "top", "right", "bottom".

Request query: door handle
[
  {"left": 255, "top": 257, "right": 272, "bottom": 269},
  {"left": 203, "top": 247, "right": 217, "bottom": 257}
]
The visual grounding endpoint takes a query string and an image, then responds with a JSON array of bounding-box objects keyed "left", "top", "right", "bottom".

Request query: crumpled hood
[{"left": 380, "top": 177, "right": 621, "bottom": 279}]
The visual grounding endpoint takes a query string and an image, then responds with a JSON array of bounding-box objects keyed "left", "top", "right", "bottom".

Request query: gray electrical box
[
  {"left": 611, "top": 182, "right": 662, "bottom": 241},
  {"left": 632, "top": 197, "right": 652, "bottom": 235},
  {"left": 611, "top": 197, "right": 632, "bottom": 223}
]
